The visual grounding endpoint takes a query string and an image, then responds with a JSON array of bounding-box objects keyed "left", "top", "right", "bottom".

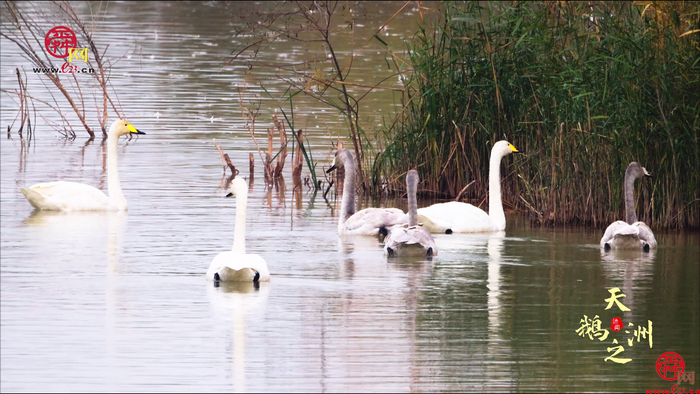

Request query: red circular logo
[
  {"left": 656, "top": 352, "right": 685, "bottom": 381},
  {"left": 44, "top": 26, "right": 77, "bottom": 58}
]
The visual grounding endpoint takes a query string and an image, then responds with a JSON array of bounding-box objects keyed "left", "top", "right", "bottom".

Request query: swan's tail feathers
[{"left": 20, "top": 187, "right": 45, "bottom": 209}]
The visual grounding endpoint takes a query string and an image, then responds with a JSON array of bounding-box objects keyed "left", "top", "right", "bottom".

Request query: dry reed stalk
[
  {"left": 272, "top": 115, "right": 287, "bottom": 179},
  {"left": 292, "top": 129, "right": 304, "bottom": 179},
  {"left": 249, "top": 152, "right": 255, "bottom": 186}
]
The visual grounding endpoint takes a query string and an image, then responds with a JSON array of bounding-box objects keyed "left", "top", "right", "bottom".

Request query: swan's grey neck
[
  {"left": 107, "top": 132, "right": 127, "bottom": 209},
  {"left": 339, "top": 152, "right": 356, "bottom": 227},
  {"left": 407, "top": 171, "right": 419, "bottom": 226},
  {"left": 624, "top": 166, "right": 639, "bottom": 224},
  {"left": 488, "top": 147, "right": 506, "bottom": 231},
  {"left": 233, "top": 188, "right": 248, "bottom": 253}
]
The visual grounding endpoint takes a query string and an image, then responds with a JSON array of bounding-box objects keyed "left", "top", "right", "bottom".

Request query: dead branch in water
[{"left": 214, "top": 143, "right": 239, "bottom": 177}]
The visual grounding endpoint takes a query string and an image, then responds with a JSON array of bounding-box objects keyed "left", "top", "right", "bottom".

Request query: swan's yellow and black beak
[
  {"left": 127, "top": 124, "right": 146, "bottom": 135},
  {"left": 509, "top": 143, "right": 520, "bottom": 153},
  {"left": 326, "top": 165, "right": 337, "bottom": 174},
  {"left": 225, "top": 192, "right": 234, "bottom": 197},
  {"left": 643, "top": 167, "right": 653, "bottom": 178}
]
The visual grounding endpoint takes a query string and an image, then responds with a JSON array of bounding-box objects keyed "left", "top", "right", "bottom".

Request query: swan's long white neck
[
  {"left": 339, "top": 153, "right": 356, "bottom": 229},
  {"left": 488, "top": 148, "right": 506, "bottom": 231},
  {"left": 232, "top": 188, "right": 248, "bottom": 253},
  {"left": 107, "top": 131, "right": 127, "bottom": 209}
]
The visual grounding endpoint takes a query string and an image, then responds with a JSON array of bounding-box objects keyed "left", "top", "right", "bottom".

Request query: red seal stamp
[
  {"left": 611, "top": 317, "right": 622, "bottom": 332},
  {"left": 656, "top": 352, "right": 685, "bottom": 381},
  {"left": 45, "top": 26, "right": 77, "bottom": 58}
]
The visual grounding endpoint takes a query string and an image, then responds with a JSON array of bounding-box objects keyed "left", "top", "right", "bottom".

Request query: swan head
[
  {"left": 109, "top": 119, "right": 145, "bottom": 137},
  {"left": 326, "top": 149, "right": 353, "bottom": 173},
  {"left": 626, "top": 162, "right": 653, "bottom": 179},
  {"left": 492, "top": 140, "right": 519, "bottom": 158},
  {"left": 225, "top": 177, "right": 248, "bottom": 197}
]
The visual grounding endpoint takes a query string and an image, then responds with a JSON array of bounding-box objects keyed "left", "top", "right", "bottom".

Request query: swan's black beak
[
  {"left": 133, "top": 130, "right": 146, "bottom": 135},
  {"left": 326, "top": 165, "right": 337, "bottom": 173},
  {"left": 225, "top": 192, "right": 234, "bottom": 197}
]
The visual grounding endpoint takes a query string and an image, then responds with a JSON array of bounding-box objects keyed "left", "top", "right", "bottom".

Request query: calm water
[{"left": 1, "top": 2, "right": 698, "bottom": 392}]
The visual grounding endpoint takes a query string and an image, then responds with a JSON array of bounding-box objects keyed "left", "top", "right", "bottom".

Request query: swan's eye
[{"left": 124, "top": 123, "right": 127, "bottom": 126}]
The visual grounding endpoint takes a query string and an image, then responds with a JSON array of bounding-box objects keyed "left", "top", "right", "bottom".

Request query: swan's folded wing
[
  {"left": 386, "top": 227, "right": 421, "bottom": 246},
  {"left": 385, "top": 226, "right": 437, "bottom": 255},
  {"left": 632, "top": 222, "right": 658, "bottom": 248},
  {"left": 344, "top": 208, "right": 408, "bottom": 233},
  {"left": 418, "top": 201, "right": 493, "bottom": 233},
  {"left": 22, "top": 181, "right": 110, "bottom": 210}
]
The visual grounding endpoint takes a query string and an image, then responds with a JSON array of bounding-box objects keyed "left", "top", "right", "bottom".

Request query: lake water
[{"left": 1, "top": 2, "right": 698, "bottom": 392}]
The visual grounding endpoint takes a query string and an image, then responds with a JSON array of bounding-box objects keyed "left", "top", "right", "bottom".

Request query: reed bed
[{"left": 374, "top": 1, "right": 700, "bottom": 229}]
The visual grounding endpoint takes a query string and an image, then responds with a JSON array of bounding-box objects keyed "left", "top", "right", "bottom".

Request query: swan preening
[
  {"left": 206, "top": 178, "right": 270, "bottom": 283},
  {"left": 326, "top": 149, "right": 408, "bottom": 235},
  {"left": 417, "top": 140, "right": 519, "bottom": 233},
  {"left": 384, "top": 170, "right": 437, "bottom": 257},
  {"left": 20, "top": 119, "right": 145, "bottom": 211},
  {"left": 600, "top": 162, "right": 657, "bottom": 251}
]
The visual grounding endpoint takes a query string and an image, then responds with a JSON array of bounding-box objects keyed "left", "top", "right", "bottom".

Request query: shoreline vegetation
[
  {"left": 236, "top": 1, "right": 698, "bottom": 230},
  {"left": 4, "top": 1, "right": 699, "bottom": 230},
  {"left": 375, "top": 1, "right": 699, "bottom": 230}
]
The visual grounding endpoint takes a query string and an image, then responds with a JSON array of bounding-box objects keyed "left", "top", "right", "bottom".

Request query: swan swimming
[
  {"left": 206, "top": 178, "right": 270, "bottom": 283},
  {"left": 600, "top": 162, "right": 657, "bottom": 251},
  {"left": 326, "top": 148, "right": 408, "bottom": 236},
  {"left": 416, "top": 140, "right": 520, "bottom": 233},
  {"left": 20, "top": 119, "right": 145, "bottom": 211},
  {"left": 384, "top": 170, "right": 437, "bottom": 257}
]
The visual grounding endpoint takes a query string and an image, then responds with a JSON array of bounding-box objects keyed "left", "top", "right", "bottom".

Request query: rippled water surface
[{"left": 1, "top": 2, "right": 699, "bottom": 392}]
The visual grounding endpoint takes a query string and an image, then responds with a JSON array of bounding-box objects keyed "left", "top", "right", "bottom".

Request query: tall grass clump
[{"left": 376, "top": 1, "right": 700, "bottom": 229}]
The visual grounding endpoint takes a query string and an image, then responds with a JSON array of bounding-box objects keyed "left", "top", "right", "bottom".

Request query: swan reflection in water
[
  {"left": 207, "top": 280, "right": 270, "bottom": 392},
  {"left": 21, "top": 210, "right": 127, "bottom": 273},
  {"left": 600, "top": 247, "right": 656, "bottom": 312},
  {"left": 23, "top": 209, "right": 127, "bottom": 387}
]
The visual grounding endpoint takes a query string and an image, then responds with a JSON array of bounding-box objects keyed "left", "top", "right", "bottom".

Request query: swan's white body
[
  {"left": 20, "top": 119, "right": 145, "bottom": 211},
  {"left": 328, "top": 149, "right": 408, "bottom": 236},
  {"left": 600, "top": 162, "right": 657, "bottom": 251},
  {"left": 385, "top": 170, "right": 437, "bottom": 257},
  {"left": 417, "top": 141, "right": 519, "bottom": 233},
  {"left": 206, "top": 178, "right": 270, "bottom": 283},
  {"left": 600, "top": 221, "right": 657, "bottom": 250}
]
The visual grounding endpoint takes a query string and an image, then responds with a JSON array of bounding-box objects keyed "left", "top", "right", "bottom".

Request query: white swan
[
  {"left": 600, "top": 162, "right": 657, "bottom": 251},
  {"left": 384, "top": 170, "right": 437, "bottom": 257},
  {"left": 326, "top": 148, "right": 408, "bottom": 235},
  {"left": 206, "top": 178, "right": 270, "bottom": 283},
  {"left": 20, "top": 119, "right": 145, "bottom": 211},
  {"left": 416, "top": 140, "right": 519, "bottom": 233}
]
